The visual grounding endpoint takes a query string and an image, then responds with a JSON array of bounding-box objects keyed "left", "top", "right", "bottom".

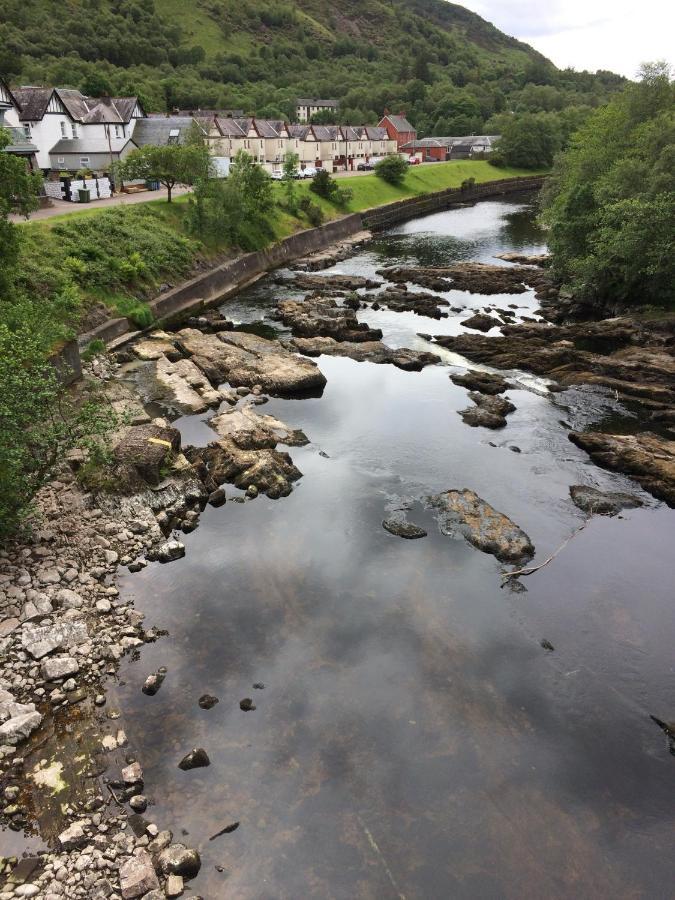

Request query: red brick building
[{"left": 378, "top": 112, "right": 416, "bottom": 150}]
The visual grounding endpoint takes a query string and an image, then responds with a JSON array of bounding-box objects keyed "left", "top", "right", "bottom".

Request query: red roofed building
[{"left": 378, "top": 112, "right": 416, "bottom": 150}]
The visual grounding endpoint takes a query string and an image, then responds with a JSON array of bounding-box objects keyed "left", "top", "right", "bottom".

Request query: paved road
[{"left": 10, "top": 185, "right": 191, "bottom": 223}]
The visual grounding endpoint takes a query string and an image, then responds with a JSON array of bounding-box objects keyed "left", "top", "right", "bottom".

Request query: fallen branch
[{"left": 501, "top": 522, "right": 587, "bottom": 581}]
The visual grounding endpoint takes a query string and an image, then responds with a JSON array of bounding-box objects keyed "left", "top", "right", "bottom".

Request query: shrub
[
  {"left": 374, "top": 155, "right": 408, "bottom": 185},
  {"left": 299, "top": 196, "right": 324, "bottom": 226},
  {"left": 310, "top": 169, "right": 337, "bottom": 199}
]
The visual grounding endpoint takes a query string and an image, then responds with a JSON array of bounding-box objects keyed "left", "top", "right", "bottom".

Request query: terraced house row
[{"left": 1, "top": 81, "right": 411, "bottom": 178}]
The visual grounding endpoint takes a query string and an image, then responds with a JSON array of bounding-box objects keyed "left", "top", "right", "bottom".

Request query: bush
[
  {"left": 374, "top": 156, "right": 408, "bottom": 185},
  {"left": 310, "top": 169, "right": 337, "bottom": 199},
  {"left": 299, "top": 196, "right": 324, "bottom": 226},
  {"left": 0, "top": 324, "right": 115, "bottom": 537},
  {"left": 461, "top": 177, "right": 476, "bottom": 190}
]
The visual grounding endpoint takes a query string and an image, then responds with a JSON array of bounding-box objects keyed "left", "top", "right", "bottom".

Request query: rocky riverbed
[{"left": 2, "top": 195, "right": 675, "bottom": 898}]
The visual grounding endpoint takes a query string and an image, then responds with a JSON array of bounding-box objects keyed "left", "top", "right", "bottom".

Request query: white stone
[
  {"left": 121, "top": 761, "right": 143, "bottom": 784},
  {"left": 58, "top": 822, "right": 86, "bottom": 850},
  {"left": 55, "top": 588, "right": 84, "bottom": 609},
  {"left": 0, "top": 710, "right": 42, "bottom": 745},
  {"left": 41, "top": 656, "right": 79, "bottom": 681}
]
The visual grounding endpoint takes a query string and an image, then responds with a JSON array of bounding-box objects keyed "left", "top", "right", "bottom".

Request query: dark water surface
[{"left": 114, "top": 199, "right": 675, "bottom": 899}]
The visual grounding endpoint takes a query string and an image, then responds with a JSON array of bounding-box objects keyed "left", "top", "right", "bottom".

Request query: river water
[{"left": 114, "top": 197, "right": 675, "bottom": 898}]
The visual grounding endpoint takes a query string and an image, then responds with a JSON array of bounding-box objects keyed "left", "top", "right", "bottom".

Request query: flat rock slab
[
  {"left": 382, "top": 517, "right": 427, "bottom": 539},
  {"left": 291, "top": 335, "right": 440, "bottom": 371},
  {"left": 175, "top": 328, "right": 326, "bottom": 395},
  {"left": 210, "top": 404, "right": 308, "bottom": 448},
  {"left": 451, "top": 370, "right": 512, "bottom": 395},
  {"left": 569, "top": 484, "right": 643, "bottom": 516},
  {"left": 132, "top": 332, "right": 177, "bottom": 360},
  {"left": 428, "top": 489, "right": 534, "bottom": 562},
  {"left": 21, "top": 620, "right": 89, "bottom": 660},
  {"left": 279, "top": 272, "right": 381, "bottom": 292},
  {"left": 277, "top": 297, "right": 382, "bottom": 343},
  {"left": 155, "top": 355, "right": 224, "bottom": 413},
  {"left": 374, "top": 286, "right": 450, "bottom": 319},
  {"left": 569, "top": 431, "right": 675, "bottom": 507},
  {"left": 378, "top": 262, "right": 544, "bottom": 294}
]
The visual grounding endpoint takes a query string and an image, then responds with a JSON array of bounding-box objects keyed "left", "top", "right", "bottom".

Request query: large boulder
[
  {"left": 0, "top": 710, "right": 42, "bottom": 745},
  {"left": 428, "top": 489, "right": 534, "bottom": 562},
  {"left": 277, "top": 296, "right": 383, "bottom": 343},
  {"left": 21, "top": 620, "right": 89, "bottom": 660},
  {"left": 569, "top": 484, "right": 642, "bottom": 516},
  {"left": 459, "top": 393, "right": 516, "bottom": 429},
  {"left": 113, "top": 423, "right": 181, "bottom": 487},
  {"left": 175, "top": 328, "right": 326, "bottom": 395},
  {"left": 569, "top": 432, "right": 675, "bottom": 507},
  {"left": 157, "top": 844, "right": 201, "bottom": 879}
]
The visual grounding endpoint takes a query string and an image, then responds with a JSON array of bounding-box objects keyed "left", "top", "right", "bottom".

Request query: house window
[
  {"left": 168, "top": 128, "right": 180, "bottom": 144},
  {"left": 80, "top": 157, "right": 90, "bottom": 167},
  {"left": 71, "top": 123, "right": 78, "bottom": 139},
  {"left": 23, "top": 124, "right": 31, "bottom": 138},
  {"left": 57, "top": 156, "right": 65, "bottom": 164},
  {"left": 114, "top": 125, "right": 121, "bottom": 139},
  {"left": 60, "top": 121, "right": 67, "bottom": 138}
]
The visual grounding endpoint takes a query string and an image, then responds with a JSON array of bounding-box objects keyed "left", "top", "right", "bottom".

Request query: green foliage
[
  {"left": 309, "top": 169, "right": 353, "bottom": 207},
  {"left": 115, "top": 142, "right": 212, "bottom": 201},
  {"left": 542, "top": 62, "right": 675, "bottom": 308},
  {"left": 0, "top": 0, "right": 626, "bottom": 137},
  {"left": 0, "top": 128, "right": 41, "bottom": 295},
  {"left": 0, "top": 323, "right": 116, "bottom": 537},
  {"left": 298, "top": 195, "right": 324, "bottom": 226},
  {"left": 491, "top": 112, "right": 562, "bottom": 168},
  {"left": 374, "top": 155, "right": 408, "bottom": 185}
]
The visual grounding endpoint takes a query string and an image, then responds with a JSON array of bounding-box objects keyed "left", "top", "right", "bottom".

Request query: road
[{"left": 10, "top": 185, "right": 191, "bottom": 223}]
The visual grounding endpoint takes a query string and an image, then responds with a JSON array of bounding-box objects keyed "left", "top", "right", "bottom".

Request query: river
[{"left": 112, "top": 197, "right": 675, "bottom": 898}]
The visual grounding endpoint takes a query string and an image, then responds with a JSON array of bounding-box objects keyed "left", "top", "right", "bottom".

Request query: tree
[
  {"left": 282, "top": 150, "right": 299, "bottom": 211},
  {"left": 0, "top": 321, "right": 114, "bottom": 537},
  {"left": 310, "top": 169, "right": 352, "bottom": 207},
  {"left": 492, "top": 113, "right": 562, "bottom": 168},
  {"left": 80, "top": 72, "right": 113, "bottom": 98},
  {"left": 115, "top": 141, "right": 211, "bottom": 202},
  {"left": 374, "top": 155, "right": 408, "bottom": 185},
  {"left": 0, "top": 128, "right": 41, "bottom": 297},
  {"left": 542, "top": 62, "right": 675, "bottom": 307}
]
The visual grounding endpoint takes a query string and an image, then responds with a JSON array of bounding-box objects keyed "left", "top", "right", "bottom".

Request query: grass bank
[{"left": 15, "top": 161, "right": 544, "bottom": 345}]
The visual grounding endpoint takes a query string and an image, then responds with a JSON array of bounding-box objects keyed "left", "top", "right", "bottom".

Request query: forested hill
[{"left": 0, "top": 0, "right": 625, "bottom": 133}]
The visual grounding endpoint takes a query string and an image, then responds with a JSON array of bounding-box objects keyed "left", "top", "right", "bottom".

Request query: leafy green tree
[
  {"left": 374, "top": 155, "right": 408, "bottom": 185},
  {"left": 492, "top": 113, "right": 561, "bottom": 168},
  {"left": 115, "top": 141, "right": 211, "bottom": 202},
  {"left": 542, "top": 62, "right": 675, "bottom": 307},
  {"left": 0, "top": 321, "right": 115, "bottom": 537},
  {"left": 0, "top": 127, "right": 40, "bottom": 297}
]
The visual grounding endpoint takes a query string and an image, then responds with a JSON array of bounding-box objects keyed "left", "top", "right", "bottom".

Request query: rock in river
[
  {"left": 157, "top": 844, "right": 202, "bottom": 878},
  {"left": 290, "top": 335, "right": 440, "bottom": 371},
  {"left": 119, "top": 849, "right": 160, "bottom": 899},
  {"left": 461, "top": 313, "right": 500, "bottom": 333},
  {"left": 451, "top": 370, "right": 512, "bottom": 395},
  {"left": 428, "top": 489, "right": 534, "bottom": 562},
  {"left": 569, "top": 484, "right": 642, "bottom": 516},
  {"left": 178, "top": 747, "right": 210, "bottom": 770},
  {"left": 459, "top": 393, "right": 516, "bottom": 429},
  {"left": 174, "top": 328, "right": 326, "bottom": 395},
  {"left": 382, "top": 517, "right": 427, "bottom": 539},
  {"left": 277, "top": 296, "right": 383, "bottom": 343},
  {"left": 142, "top": 666, "right": 167, "bottom": 695},
  {"left": 569, "top": 432, "right": 675, "bottom": 507}
]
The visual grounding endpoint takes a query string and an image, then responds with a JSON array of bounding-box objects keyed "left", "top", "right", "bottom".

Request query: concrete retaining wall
[
  {"left": 149, "top": 212, "right": 364, "bottom": 324},
  {"left": 361, "top": 176, "right": 546, "bottom": 231}
]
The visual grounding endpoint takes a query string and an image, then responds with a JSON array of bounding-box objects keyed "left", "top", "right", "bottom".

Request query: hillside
[{"left": 0, "top": 0, "right": 625, "bottom": 133}]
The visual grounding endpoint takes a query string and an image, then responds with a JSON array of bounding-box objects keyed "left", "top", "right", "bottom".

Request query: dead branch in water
[{"left": 501, "top": 522, "right": 587, "bottom": 582}]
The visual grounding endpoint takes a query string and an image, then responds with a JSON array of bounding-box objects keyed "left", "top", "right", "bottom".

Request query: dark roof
[
  {"left": 13, "top": 87, "right": 53, "bottom": 121},
  {"left": 49, "top": 138, "right": 135, "bottom": 155},
  {"left": 382, "top": 114, "right": 415, "bottom": 133},
  {"left": 132, "top": 117, "right": 204, "bottom": 146},
  {"left": 214, "top": 117, "right": 247, "bottom": 137},
  {"left": 287, "top": 124, "right": 311, "bottom": 139},
  {"left": 363, "top": 126, "right": 390, "bottom": 140},
  {"left": 310, "top": 125, "right": 341, "bottom": 141},
  {"left": 296, "top": 98, "right": 337, "bottom": 107},
  {"left": 173, "top": 108, "right": 244, "bottom": 118}
]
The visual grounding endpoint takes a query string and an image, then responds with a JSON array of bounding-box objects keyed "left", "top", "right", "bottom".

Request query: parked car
[
  {"left": 270, "top": 171, "right": 283, "bottom": 180},
  {"left": 407, "top": 156, "right": 421, "bottom": 165},
  {"left": 357, "top": 162, "right": 374, "bottom": 171},
  {"left": 301, "top": 167, "right": 318, "bottom": 179}
]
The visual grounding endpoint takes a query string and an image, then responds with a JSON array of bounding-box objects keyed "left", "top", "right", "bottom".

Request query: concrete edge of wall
[{"left": 62, "top": 175, "right": 545, "bottom": 371}]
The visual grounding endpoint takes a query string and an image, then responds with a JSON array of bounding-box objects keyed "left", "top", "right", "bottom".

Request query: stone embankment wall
[{"left": 76, "top": 175, "right": 546, "bottom": 357}]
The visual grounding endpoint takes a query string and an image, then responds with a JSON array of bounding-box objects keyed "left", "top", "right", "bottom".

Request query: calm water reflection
[{"left": 114, "top": 198, "right": 675, "bottom": 899}]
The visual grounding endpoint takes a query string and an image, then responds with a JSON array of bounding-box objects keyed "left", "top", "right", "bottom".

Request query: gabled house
[
  {"left": 379, "top": 113, "right": 416, "bottom": 150},
  {"left": 11, "top": 86, "right": 146, "bottom": 171},
  {"left": 400, "top": 135, "right": 500, "bottom": 161}
]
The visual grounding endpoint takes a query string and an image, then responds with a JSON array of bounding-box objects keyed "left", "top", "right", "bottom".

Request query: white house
[
  {"left": 0, "top": 80, "right": 39, "bottom": 172},
  {"left": 11, "top": 86, "right": 145, "bottom": 171}
]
